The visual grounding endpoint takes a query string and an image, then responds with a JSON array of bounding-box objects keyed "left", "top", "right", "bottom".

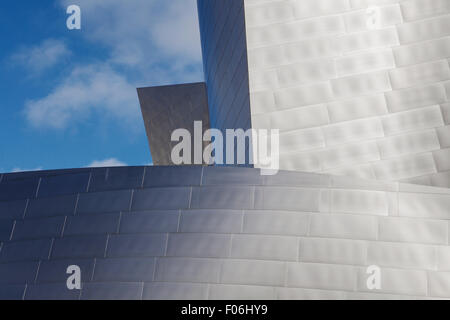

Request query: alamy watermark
[
  {"left": 366, "top": 265, "right": 382, "bottom": 290},
  {"left": 66, "top": 265, "right": 81, "bottom": 290},
  {"left": 64, "top": 264, "right": 381, "bottom": 292},
  {"left": 171, "top": 121, "right": 280, "bottom": 176},
  {"left": 66, "top": 5, "right": 81, "bottom": 30}
]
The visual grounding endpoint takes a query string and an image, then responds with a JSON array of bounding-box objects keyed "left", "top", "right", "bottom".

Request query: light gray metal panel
[
  {"left": 254, "top": 186, "right": 323, "bottom": 212},
  {"left": 106, "top": 234, "right": 167, "bottom": 258},
  {"left": 220, "top": 259, "right": 285, "bottom": 287},
  {"left": 243, "top": 210, "right": 310, "bottom": 236},
  {"left": 143, "top": 282, "right": 208, "bottom": 300},
  {"left": 154, "top": 257, "right": 221, "bottom": 283},
  {"left": 263, "top": 171, "right": 330, "bottom": 188},
  {"left": 137, "top": 83, "right": 211, "bottom": 166},
  {"left": 93, "top": 257, "right": 156, "bottom": 282},
  {"left": 179, "top": 209, "right": 243, "bottom": 234},
  {"left": 244, "top": 0, "right": 450, "bottom": 186},
  {"left": 190, "top": 186, "right": 254, "bottom": 210},
  {"left": 209, "top": 284, "right": 276, "bottom": 300},
  {"left": 230, "top": 234, "right": 298, "bottom": 261},
  {"left": 166, "top": 233, "right": 232, "bottom": 258},
  {"left": 119, "top": 211, "right": 179, "bottom": 234},
  {"left": 202, "top": 166, "right": 264, "bottom": 185}
]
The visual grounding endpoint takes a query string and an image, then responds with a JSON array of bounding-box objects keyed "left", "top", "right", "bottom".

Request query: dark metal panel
[
  {"left": 202, "top": 166, "right": 264, "bottom": 185},
  {"left": 26, "top": 195, "right": 77, "bottom": 219},
  {"left": 197, "top": 0, "right": 251, "bottom": 134},
  {"left": 143, "top": 166, "right": 202, "bottom": 187},
  {"left": 24, "top": 283, "right": 80, "bottom": 300},
  {"left": 89, "top": 167, "right": 145, "bottom": 192},
  {"left": 0, "top": 200, "right": 27, "bottom": 220},
  {"left": 0, "top": 284, "right": 26, "bottom": 300},
  {"left": 12, "top": 217, "right": 65, "bottom": 241},
  {"left": 0, "top": 261, "right": 40, "bottom": 284},
  {"left": 36, "top": 258, "right": 95, "bottom": 284},
  {"left": 0, "top": 178, "right": 38, "bottom": 201},
  {"left": 37, "top": 172, "right": 90, "bottom": 198},
  {"left": 76, "top": 190, "right": 132, "bottom": 215},
  {"left": 51, "top": 235, "right": 108, "bottom": 259},
  {"left": 0, "top": 220, "right": 14, "bottom": 241},
  {"left": 63, "top": 213, "right": 121, "bottom": 236},
  {"left": 131, "top": 187, "right": 191, "bottom": 211},
  {"left": 0, "top": 239, "right": 53, "bottom": 263}
]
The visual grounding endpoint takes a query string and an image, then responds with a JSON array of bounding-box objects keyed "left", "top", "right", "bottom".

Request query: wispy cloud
[
  {"left": 11, "top": 167, "right": 43, "bottom": 173},
  {"left": 87, "top": 158, "right": 127, "bottom": 168},
  {"left": 59, "top": 0, "right": 202, "bottom": 71},
  {"left": 150, "top": 1, "right": 202, "bottom": 64},
  {"left": 10, "top": 39, "right": 71, "bottom": 74},
  {"left": 24, "top": 64, "right": 140, "bottom": 129},
  {"left": 23, "top": 0, "right": 203, "bottom": 130}
]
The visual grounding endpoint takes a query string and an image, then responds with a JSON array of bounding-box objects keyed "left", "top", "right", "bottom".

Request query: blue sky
[{"left": 0, "top": 0, "right": 203, "bottom": 173}]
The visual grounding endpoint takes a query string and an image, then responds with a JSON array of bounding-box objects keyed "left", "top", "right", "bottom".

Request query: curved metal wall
[{"left": 0, "top": 166, "right": 450, "bottom": 300}]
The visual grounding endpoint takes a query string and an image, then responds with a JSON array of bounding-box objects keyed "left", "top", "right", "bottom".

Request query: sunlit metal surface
[
  {"left": 0, "top": 166, "right": 449, "bottom": 300},
  {"left": 241, "top": 0, "right": 450, "bottom": 186}
]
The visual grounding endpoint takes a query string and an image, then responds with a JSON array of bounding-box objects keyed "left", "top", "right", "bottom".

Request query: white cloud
[
  {"left": 11, "top": 167, "right": 43, "bottom": 173},
  {"left": 87, "top": 158, "right": 127, "bottom": 168},
  {"left": 59, "top": 0, "right": 202, "bottom": 69},
  {"left": 24, "top": 0, "right": 203, "bottom": 130},
  {"left": 11, "top": 39, "right": 71, "bottom": 73},
  {"left": 150, "top": 1, "right": 202, "bottom": 63},
  {"left": 24, "top": 64, "right": 140, "bottom": 129}
]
